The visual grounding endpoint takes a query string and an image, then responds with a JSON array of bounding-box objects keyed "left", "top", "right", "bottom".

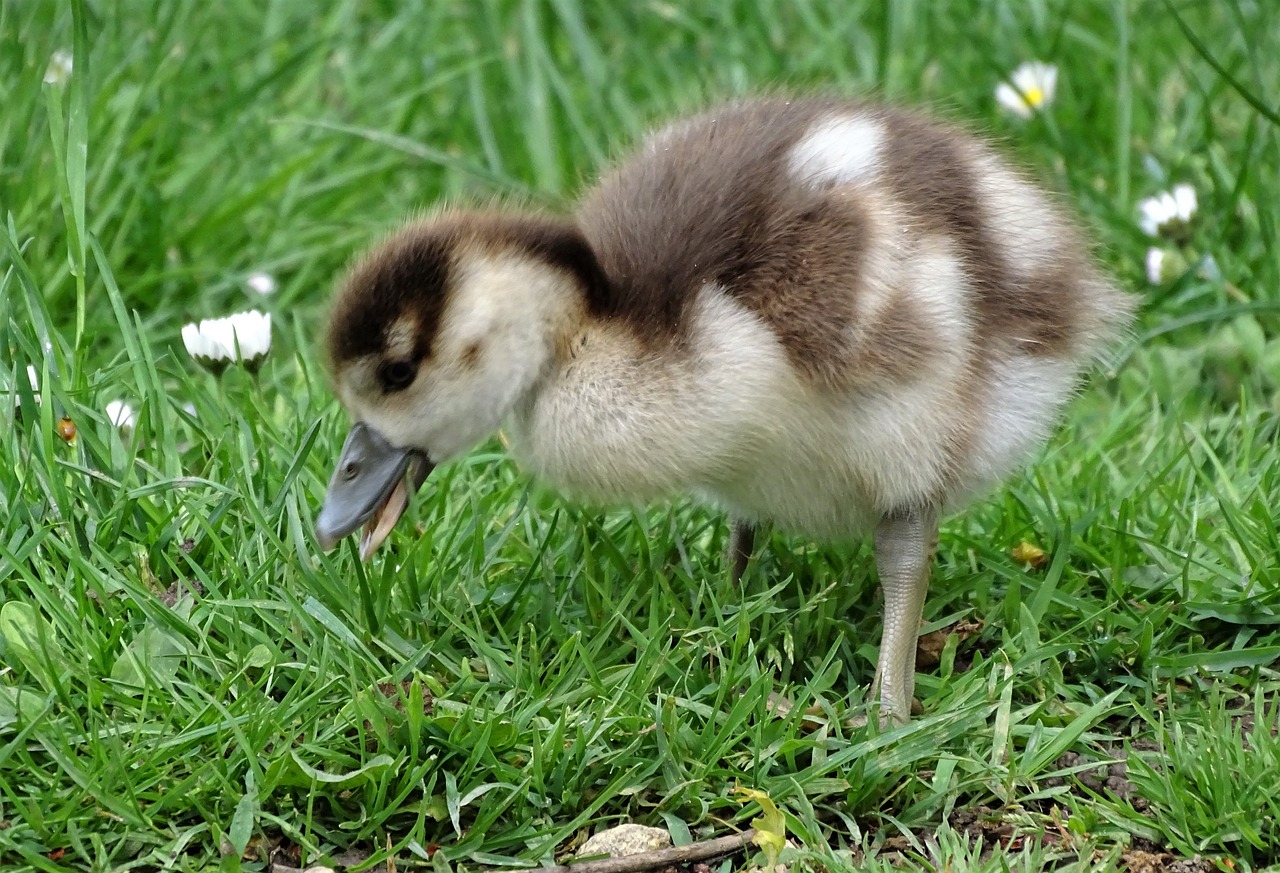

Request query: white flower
[
  {"left": 9, "top": 365, "right": 40, "bottom": 407},
  {"left": 182, "top": 309, "right": 272, "bottom": 373},
  {"left": 1145, "top": 248, "right": 1166, "bottom": 284},
  {"left": 996, "top": 61, "right": 1058, "bottom": 119},
  {"left": 1138, "top": 184, "right": 1197, "bottom": 237},
  {"left": 1144, "top": 247, "right": 1190, "bottom": 284},
  {"left": 246, "top": 271, "right": 277, "bottom": 295},
  {"left": 44, "top": 49, "right": 73, "bottom": 86},
  {"left": 106, "top": 400, "right": 136, "bottom": 435}
]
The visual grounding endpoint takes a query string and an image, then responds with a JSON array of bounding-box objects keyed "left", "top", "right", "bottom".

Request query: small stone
[{"left": 579, "top": 824, "right": 672, "bottom": 858}]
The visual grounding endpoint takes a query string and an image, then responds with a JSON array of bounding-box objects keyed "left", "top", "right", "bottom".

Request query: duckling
[{"left": 314, "top": 97, "right": 1135, "bottom": 725}]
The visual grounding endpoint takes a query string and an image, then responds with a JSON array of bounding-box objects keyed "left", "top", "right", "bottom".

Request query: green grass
[{"left": 3, "top": 0, "right": 1280, "bottom": 870}]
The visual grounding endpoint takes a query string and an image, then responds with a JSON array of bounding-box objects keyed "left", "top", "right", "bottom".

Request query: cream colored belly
[
  {"left": 507, "top": 287, "right": 1078, "bottom": 540},
  {"left": 510, "top": 349, "right": 964, "bottom": 540},
  {"left": 696, "top": 389, "right": 957, "bottom": 539}
]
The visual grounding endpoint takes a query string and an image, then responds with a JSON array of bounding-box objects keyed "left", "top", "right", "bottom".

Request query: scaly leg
[
  {"left": 726, "top": 519, "right": 756, "bottom": 585},
  {"left": 869, "top": 506, "right": 938, "bottom": 725}
]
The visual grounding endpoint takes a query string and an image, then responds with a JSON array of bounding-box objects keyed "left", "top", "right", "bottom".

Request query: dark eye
[{"left": 378, "top": 360, "right": 416, "bottom": 392}]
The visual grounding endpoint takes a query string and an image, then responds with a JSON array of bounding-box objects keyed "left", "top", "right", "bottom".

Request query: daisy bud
[
  {"left": 1138, "top": 185, "right": 1197, "bottom": 239},
  {"left": 106, "top": 400, "right": 137, "bottom": 436},
  {"left": 246, "top": 271, "right": 278, "bottom": 295},
  {"left": 182, "top": 310, "right": 272, "bottom": 374},
  {"left": 44, "top": 50, "right": 73, "bottom": 87}
]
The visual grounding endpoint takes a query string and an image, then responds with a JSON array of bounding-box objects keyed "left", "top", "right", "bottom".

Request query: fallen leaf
[
  {"left": 916, "top": 618, "right": 985, "bottom": 669},
  {"left": 916, "top": 630, "right": 947, "bottom": 668},
  {"left": 376, "top": 680, "right": 434, "bottom": 717},
  {"left": 764, "top": 692, "right": 826, "bottom": 731},
  {"left": 734, "top": 787, "right": 786, "bottom": 867},
  {"left": 1011, "top": 540, "right": 1048, "bottom": 569}
]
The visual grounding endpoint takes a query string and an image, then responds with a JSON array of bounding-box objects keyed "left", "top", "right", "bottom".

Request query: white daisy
[
  {"left": 246, "top": 271, "right": 278, "bottom": 295},
  {"left": 106, "top": 400, "right": 136, "bottom": 435},
  {"left": 1138, "top": 184, "right": 1197, "bottom": 237},
  {"left": 44, "top": 50, "right": 73, "bottom": 86},
  {"left": 995, "top": 61, "right": 1058, "bottom": 119}
]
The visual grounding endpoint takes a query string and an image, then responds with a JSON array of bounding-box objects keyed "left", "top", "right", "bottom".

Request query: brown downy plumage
[{"left": 315, "top": 97, "right": 1135, "bottom": 725}]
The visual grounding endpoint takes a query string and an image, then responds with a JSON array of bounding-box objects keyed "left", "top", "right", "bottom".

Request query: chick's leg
[
  {"left": 870, "top": 506, "right": 938, "bottom": 725},
  {"left": 726, "top": 519, "right": 756, "bottom": 585}
]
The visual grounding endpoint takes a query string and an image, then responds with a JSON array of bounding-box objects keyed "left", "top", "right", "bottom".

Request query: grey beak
[{"left": 314, "top": 422, "right": 433, "bottom": 551}]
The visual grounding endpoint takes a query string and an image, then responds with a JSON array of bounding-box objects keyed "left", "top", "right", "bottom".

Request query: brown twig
[{"left": 533, "top": 829, "right": 757, "bottom": 873}]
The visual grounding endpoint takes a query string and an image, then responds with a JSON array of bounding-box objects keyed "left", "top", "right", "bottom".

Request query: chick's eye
[{"left": 378, "top": 360, "right": 416, "bottom": 392}]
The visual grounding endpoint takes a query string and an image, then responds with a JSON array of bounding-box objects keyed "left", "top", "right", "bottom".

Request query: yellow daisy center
[{"left": 1023, "top": 86, "right": 1045, "bottom": 107}]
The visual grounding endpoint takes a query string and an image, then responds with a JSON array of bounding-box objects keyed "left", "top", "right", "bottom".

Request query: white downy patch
[
  {"left": 966, "top": 354, "right": 1077, "bottom": 494},
  {"left": 968, "top": 150, "right": 1063, "bottom": 278},
  {"left": 788, "top": 115, "right": 885, "bottom": 188}
]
